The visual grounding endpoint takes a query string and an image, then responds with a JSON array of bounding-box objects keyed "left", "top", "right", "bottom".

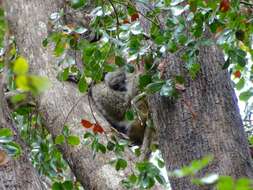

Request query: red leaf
[
  {"left": 81, "top": 119, "right": 93, "bottom": 128},
  {"left": 216, "top": 26, "right": 223, "bottom": 33},
  {"left": 131, "top": 13, "right": 139, "bottom": 22},
  {"left": 219, "top": 0, "right": 230, "bottom": 12},
  {"left": 93, "top": 123, "right": 105, "bottom": 134},
  {"left": 123, "top": 19, "right": 130, "bottom": 24},
  {"left": 234, "top": 70, "right": 241, "bottom": 78}
]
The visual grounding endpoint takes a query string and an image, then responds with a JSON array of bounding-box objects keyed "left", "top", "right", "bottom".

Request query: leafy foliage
[
  {"left": 44, "top": 0, "right": 253, "bottom": 189},
  {"left": 1, "top": 0, "right": 253, "bottom": 189},
  {"left": 0, "top": 128, "right": 21, "bottom": 157}
]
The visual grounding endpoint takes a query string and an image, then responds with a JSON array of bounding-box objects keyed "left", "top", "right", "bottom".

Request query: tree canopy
[{"left": 0, "top": 0, "right": 253, "bottom": 189}]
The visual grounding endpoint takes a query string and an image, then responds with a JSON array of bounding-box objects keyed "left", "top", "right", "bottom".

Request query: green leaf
[
  {"left": 78, "top": 75, "right": 88, "bottom": 93},
  {"left": 139, "top": 74, "right": 152, "bottom": 90},
  {"left": 235, "top": 178, "right": 252, "bottom": 190},
  {"left": 125, "top": 109, "right": 135, "bottom": 121},
  {"left": 222, "top": 58, "right": 230, "bottom": 69},
  {"left": 10, "top": 93, "right": 27, "bottom": 104},
  {"left": 54, "top": 40, "right": 66, "bottom": 57},
  {"left": 15, "top": 75, "right": 30, "bottom": 91},
  {"left": 128, "top": 174, "right": 137, "bottom": 184},
  {"left": 107, "top": 141, "right": 115, "bottom": 151},
  {"left": 125, "top": 63, "right": 135, "bottom": 73},
  {"left": 83, "top": 132, "right": 94, "bottom": 139},
  {"left": 141, "top": 176, "right": 155, "bottom": 189},
  {"left": 98, "top": 143, "right": 106, "bottom": 154},
  {"left": 249, "top": 136, "right": 253, "bottom": 145},
  {"left": 155, "top": 174, "right": 166, "bottom": 185},
  {"left": 67, "top": 135, "right": 80, "bottom": 146},
  {"left": 188, "top": 63, "right": 201, "bottom": 79},
  {"left": 104, "top": 63, "right": 117, "bottom": 72},
  {"left": 127, "top": 5, "right": 137, "bottom": 15},
  {"left": 42, "top": 38, "right": 48, "bottom": 47},
  {"left": 62, "top": 181, "right": 74, "bottom": 190},
  {"left": 236, "top": 78, "right": 245, "bottom": 91},
  {"left": 3, "top": 142, "right": 22, "bottom": 157},
  {"left": 29, "top": 75, "right": 52, "bottom": 94},
  {"left": 169, "top": 155, "right": 213, "bottom": 177},
  {"left": 217, "top": 176, "right": 234, "bottom": 190},
  {"left": 52, "top": 182, "right": 63, "bottom": 190},
  {"left": 175, "top": 75, "right": 185, "bottom": 84},
  {"left": 13, "top": 57, "right": 29, "bottom": 75},
  {"left": 57, "top": 68, "right": 69, "bottom": 81},
  {"left": 157, "top": 158, "right": 165, "bottom": 168},
  {"left": 144, "top": 81, "right": 165, "bottom": 94},
  {"left": 16, "top": 75, "right": 52, "bottom": 94},
  {"left": 115, "top": 56, "right": 125, "bottom": 66},
  {"left": 0, "top": 128, "right": 13, "bottom": 138},
  {"left": 167, "top": 41, "right": 178, "bottom": 53},
  {"left": 134, "top": 148, "right": 141, "bottom": 157},
  {"left": 70, "top": 0, "right": 86, "bottom": 9},
  {"left": 115, "top": 158, "right": 127, "bottom": 171},
  {"left": 63, "top": 125, "right": 70, "bottom": 137},
  {"left": 55, "top": 135, "right": 65, "bottom": 145},
  {"left": 239, "top": 89, "right": 253, "bottom": 101}
]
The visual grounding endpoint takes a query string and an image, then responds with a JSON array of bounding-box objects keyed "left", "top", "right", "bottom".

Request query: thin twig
[
  {"left": 127, "top": 0, "right": 162, "bottom": 27},
  {"left": 63, "top": 95, "right": 84, "bottom": 126},
  {"left": 111, "top": 0, "right": 161, "bottom": 28},
  {"left": 87, "top": 83, "right": 99, "bottom": 124},
  {"left": 107, "top": 0, "right": 120, "bottom": 39}
]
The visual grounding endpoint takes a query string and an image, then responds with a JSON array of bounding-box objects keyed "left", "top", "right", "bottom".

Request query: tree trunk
[
  {"left": 3, "top": 1, "right": 143, "bottom": 189},
  {"left": 149, "top": 44, "right": 253, "bottom": 189},
  {"left": 0, "top": 74, "right": 44, "bottom": 190}
]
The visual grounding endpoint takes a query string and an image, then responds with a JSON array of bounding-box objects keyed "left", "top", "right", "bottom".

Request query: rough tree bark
[
  {"left": 3, "top": 1, "right": 142, "bottom": 190},
  {"left": 0, "top": 74, "right": 44, "bottom": 189},
  {"left": 4, "top": 0, "right": 253, "bottom": 190},
  {"left": 149, "top": 44, "right": 253, "bottom": 189}
]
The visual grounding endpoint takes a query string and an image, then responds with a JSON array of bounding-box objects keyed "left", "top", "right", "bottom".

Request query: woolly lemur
[{"left": 90, "top": 69, "right": 148, "bottom": 145}]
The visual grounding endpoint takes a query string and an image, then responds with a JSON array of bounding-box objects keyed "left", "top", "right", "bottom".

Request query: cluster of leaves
[
  {"left": 1, "top": 0, "right": 249, "bottom": 189},
  {"left": 44, "top": 0, "right": 253, "bottom": 189},
  {"left": 12, "top": 108, "right": 66, "bottom": 179},
  {"left": 45, "top": 0, "right": 185, "bottom": 99},
  {"left": 50, "top": 115, "right": 167, "bottom": 188},
  {"left": 122, "top": 161, "right": 167, "bottom": 189},
  {"left": 0, "top": 40, "right": 81, "bottom": 188},
  {"left": 169, "top": 155, "right": 253, "bottom": 190},
  {"left": 47, "top": 0, "right": 253, "bottom": 100},
  {"left": 0, "top": 128, "right": 21, "bottom": 157},
  {"left": 11, "top": 103, "right": 89, "bottom": 188},
  {"left": 11, "top": 106, "right": 83, "bottom": 189},
  {"left": 80, "top": 118, "right": 167, "bottom": 189},
  {"left": 11, "top": 56, "right": 51, "bottom": 95}
]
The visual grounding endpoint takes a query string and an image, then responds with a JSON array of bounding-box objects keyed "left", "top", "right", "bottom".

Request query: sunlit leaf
[
  {"left": 13, "top": 57, "right": 29, "bottom": 75},
  {"left": 67, "top": 135, "right": 80, "bottom": 146},
  {"left": 55, "top": 135, "right": 65, "bottom": 145}
]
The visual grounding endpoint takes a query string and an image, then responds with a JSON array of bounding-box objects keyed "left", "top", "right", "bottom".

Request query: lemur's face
[{"left": 105, "top": 70, "right": 127, "bottom": 91}]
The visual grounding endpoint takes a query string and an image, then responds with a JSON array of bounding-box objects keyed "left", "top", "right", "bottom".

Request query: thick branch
[{"left": 3, "top": 1, "right": 147, "bottom": 189}]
